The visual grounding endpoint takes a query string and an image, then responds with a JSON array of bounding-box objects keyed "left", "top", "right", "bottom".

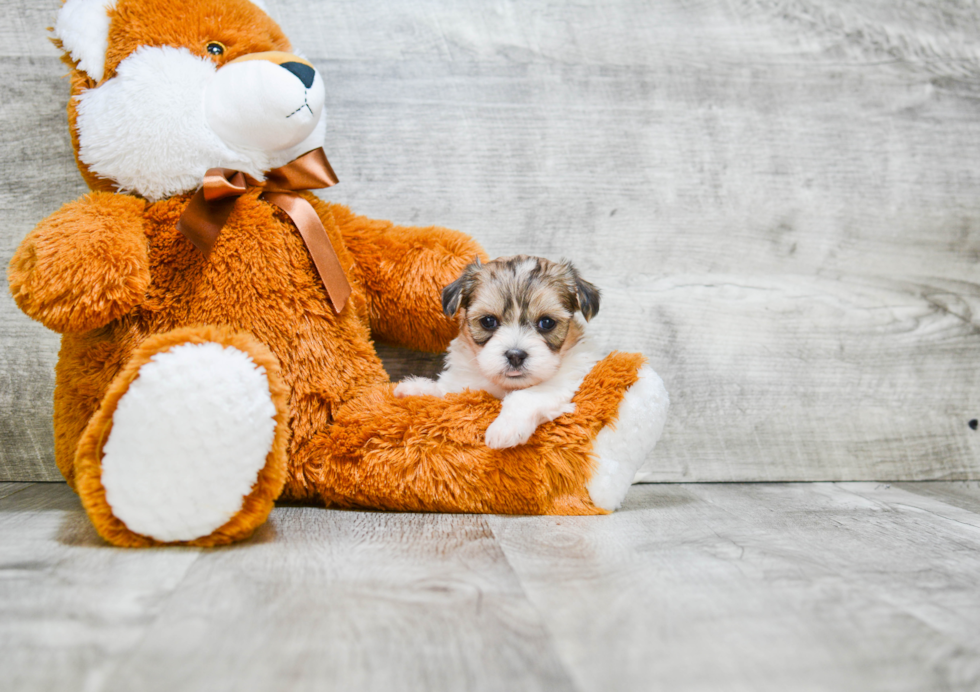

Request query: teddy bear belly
[{"left": 142, "top": 198, "right": 389, "bottom": 403}]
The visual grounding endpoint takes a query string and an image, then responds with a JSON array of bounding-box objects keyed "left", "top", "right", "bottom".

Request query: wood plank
[
  {"left": 0, "top": 483, "right": 203, "bottom": 691},
  {"left": 5, "top": 482, "right": 980, "bottom": 690},
  {"left": 3, "top": 0, "right": 980, "bottom": 481},
  {"left": 488, "top": 482, "right": 980, "bottom": 692},
  {"left": 98, "top": 509, "right": 575, "bottom": 692},
  {"left": 622, "top": 273, "right": 980, "bottom": 481},
  {"left": 895, "top": 480, "right": 980, "bottom": 515},
  {"left": 0, "top": 0, "right": 63, "bottom": 58},
  {"left": 841, "top": 481, "right": 980, "bottom": 532},
  {"left": 0, "top": 483, "right": 576, "bottom": 691},
  {"left": 0, "top": 481, "right": 33, "bottom": 500},
  {"left": 0, "top": 52, "right": 86, "bottom": 482},
  {"left": 375, "top": 343, "right": 444, "bottom": 382}
]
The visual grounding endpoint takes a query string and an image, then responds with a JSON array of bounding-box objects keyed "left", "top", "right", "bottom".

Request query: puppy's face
[{"left": 443, "top": 256, "right": 600, "bottom": 391}]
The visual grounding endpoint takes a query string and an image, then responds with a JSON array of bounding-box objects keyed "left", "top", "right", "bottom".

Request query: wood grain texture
[
  {"left": 104, "top": 509, "right": 577, "bottom": 692},
  {"left": 0, "top": 484, "right": 203, "bottom": 691},
  {"left": 0, "top": 481, "right": 32, "bottom": 499},
  {"left": 613, "top": 274, "right": 980, "bottom": 481},
  {"left": 488, "top": 482, "right": 980, "bottom": 692},
  {"left": 897, "top": 480, "right": 980, "bottom": 514},
  {"left": 2, "top": 0, "right": 979, "bottom": 481},
  {"left": 0, "top": 483, "right": 575, "bottom": 692},
  {"left": 5, "top": 481, "right": 980, "bottom": 691},
  {"left": 0, "top": 52, "right": 87, "bottom": 481}
]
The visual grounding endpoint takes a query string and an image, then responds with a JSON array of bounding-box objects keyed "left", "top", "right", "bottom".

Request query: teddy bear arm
[
  {"left": 327, "top": 202, "right": 487, "bottom": 352},
  {"left": 8, "top": 192, "right": 150, "bottom": 333}
]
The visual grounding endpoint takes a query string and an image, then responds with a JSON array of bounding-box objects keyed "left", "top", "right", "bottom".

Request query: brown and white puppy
[{"left": 394, "top": 255, "right": 601, "bottom": 449}]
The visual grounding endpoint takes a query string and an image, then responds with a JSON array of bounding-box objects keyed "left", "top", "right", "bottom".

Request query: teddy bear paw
[
  {"left": 99, "top": 341, "right": 280, "bottom": 543},
  {"left": 586, "top": 366, "right": 669, "bottom": 511}
]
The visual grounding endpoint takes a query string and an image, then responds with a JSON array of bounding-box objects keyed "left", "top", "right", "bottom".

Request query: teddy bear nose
[{"left": 280, "top": 61, "right": 316, "bottom": 88}]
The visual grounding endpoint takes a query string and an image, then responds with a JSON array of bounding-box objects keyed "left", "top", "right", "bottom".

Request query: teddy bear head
[{"left": 53, "top": 0, "right": 327, "bottom": 201}]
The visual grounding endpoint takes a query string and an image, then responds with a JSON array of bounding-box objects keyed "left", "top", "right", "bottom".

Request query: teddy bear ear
[
  {"left": 51, "top": 0, "right": 275, "bottom": 83},
  {"left": 52, "top": 0, "right": 118, "bottom": 83}
]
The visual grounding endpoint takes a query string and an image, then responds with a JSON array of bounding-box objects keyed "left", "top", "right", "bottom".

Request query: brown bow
[{"left": 177, "top": 148, "right": 350, "bottom": 314}]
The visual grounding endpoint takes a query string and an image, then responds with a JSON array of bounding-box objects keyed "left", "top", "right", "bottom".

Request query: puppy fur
[{"left": 395, "top": 255, "right": 601, "bottom": 449}]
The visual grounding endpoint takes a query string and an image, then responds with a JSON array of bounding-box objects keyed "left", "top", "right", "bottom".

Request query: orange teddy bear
[{"left": 8, "top": 0, "right": 669, "bottom": 547}]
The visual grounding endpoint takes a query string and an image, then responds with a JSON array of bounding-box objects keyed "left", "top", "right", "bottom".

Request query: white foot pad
[
  {"left": 101, "top": 342, "right": 278, "bottom": 542},
  {"left": 587, "top": 366, "right": 669, "bottom": 511}
]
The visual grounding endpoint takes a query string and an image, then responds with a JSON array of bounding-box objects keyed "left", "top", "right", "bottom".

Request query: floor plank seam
[
  {"left": 482, "top": 515, "right": 587, "bottom": 692},
  {"left": 834, "top": 482, "right": 980, "bottom": 531},
  {"left": 0, "top": 482, "right": 37, "bottom": 501},
  {"left": 95, "top": 544, "right": 207, "bottom": 691}
]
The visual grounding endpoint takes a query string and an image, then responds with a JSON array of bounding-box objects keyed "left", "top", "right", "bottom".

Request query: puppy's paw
[
  {"left": 485, "top": 414, "right": 538, "bottom": 449},
  {"left": 544, "top": 402, "right": 576, "bottom": 421},
  {"left": 394, "top": 377, "right": 444, "bottom": 398}
]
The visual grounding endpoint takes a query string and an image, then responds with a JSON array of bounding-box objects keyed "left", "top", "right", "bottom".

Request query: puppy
[{"left": 394, "top": 255, "right": 601, "bottom": 449}]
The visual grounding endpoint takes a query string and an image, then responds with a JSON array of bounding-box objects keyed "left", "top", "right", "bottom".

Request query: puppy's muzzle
[{"left": 505, "top": 349, "right": 528, "bottom": 368}]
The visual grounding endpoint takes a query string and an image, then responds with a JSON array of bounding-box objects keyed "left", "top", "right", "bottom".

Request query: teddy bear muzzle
[{"left": 205, "top": 51, "right": 325, "bottom": 153}]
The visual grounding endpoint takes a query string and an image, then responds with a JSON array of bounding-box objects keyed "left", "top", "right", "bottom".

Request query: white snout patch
[
  {"left": 76, "top": 46, "right": 239, "bottom": 200},
  {"left": 477, "top": 325, "right": 560, "bottom": 390},
  {"left": 206, "top": 60, "right": 325, "bottom": 152},
  {"left": 74, "top": 45, "right": 328, "bottom": 201}
]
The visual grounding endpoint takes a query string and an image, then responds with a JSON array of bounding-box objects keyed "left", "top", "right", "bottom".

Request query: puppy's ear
[
  {"left": 575, "top": 276, "right": 601, "bottom": 321},
  {"left": 441, "top": 276, "right": 466, "bottom": 317},
  {"left": 441, "top": 258, "right": 481, "bottom": 317},
  {"left": 560, "top": 259, "right": 601, "bottom": 322}
]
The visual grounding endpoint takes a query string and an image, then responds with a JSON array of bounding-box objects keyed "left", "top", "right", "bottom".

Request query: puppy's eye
[
  {"left": 537, "top": 317, "right": 556, "bottom": 332},
  {"left": 479, "top": 316, "right": 499, "bottom": 330},
  {"left": 206, "top": 41, "right": 226, "bottom": 56}
]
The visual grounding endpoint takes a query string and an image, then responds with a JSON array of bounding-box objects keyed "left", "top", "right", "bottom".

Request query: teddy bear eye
[{"left": 206, "top": 41, "right": 226, "bottom": 56}]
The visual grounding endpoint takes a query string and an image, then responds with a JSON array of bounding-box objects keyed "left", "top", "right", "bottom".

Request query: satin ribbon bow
[{"left": 177, "top": 147, "right": 350, "bottom": 313}]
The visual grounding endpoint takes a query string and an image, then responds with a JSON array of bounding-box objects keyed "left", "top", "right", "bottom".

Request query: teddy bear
[{"left": 7, "top": 0, "right": 669, "bottom": 547}]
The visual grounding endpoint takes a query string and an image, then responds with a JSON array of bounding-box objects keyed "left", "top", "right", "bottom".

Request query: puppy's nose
[
  {"left": 281, "top": 61, "right": 316, "bottom": 88},
  {"left": 505, "top": 349, "right": 528, "bottom": 368}
]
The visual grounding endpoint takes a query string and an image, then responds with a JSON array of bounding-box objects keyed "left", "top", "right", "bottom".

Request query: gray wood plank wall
[{"left": 2, "top": 0, "right": 979, "bottom": 481}]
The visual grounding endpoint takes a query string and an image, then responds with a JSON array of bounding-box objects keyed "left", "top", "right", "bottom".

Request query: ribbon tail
[
  {"left": 177, "top": 187, "right": 237, "bottom": 256},
  {"left": 264, "top": 192, "right": 351, "bottom": 314}
]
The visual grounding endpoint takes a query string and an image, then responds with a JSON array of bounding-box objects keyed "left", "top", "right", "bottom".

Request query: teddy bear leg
[
  {"left": 316, "top": 353, "right": 668, "bottom": 515},
  {"left": 73, "top": 326, "right": 290, "bottom": 547}
]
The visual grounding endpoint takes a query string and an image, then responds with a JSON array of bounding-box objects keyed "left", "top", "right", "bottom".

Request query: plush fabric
[
  {"left": 74, "top": 326, "right": 291, "bottom": 547},
  {"left": 317, "top": 351, "right": 647, "bottom": 515},
  {"left": 7, "top": 0, "right": 664, "bottom": 546}
]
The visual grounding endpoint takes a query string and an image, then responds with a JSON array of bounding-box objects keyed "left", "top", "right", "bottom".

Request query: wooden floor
[{"left": 2, "top": 482, "right": 980, "bottom": 691}]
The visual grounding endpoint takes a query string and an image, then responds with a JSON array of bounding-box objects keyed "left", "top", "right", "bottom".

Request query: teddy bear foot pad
[
  {"left": 587, "top": 366, "right": 670, "bottom": 511},
  {"left": 88, "top": 336, "right": 285, "bottom": 545}
]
